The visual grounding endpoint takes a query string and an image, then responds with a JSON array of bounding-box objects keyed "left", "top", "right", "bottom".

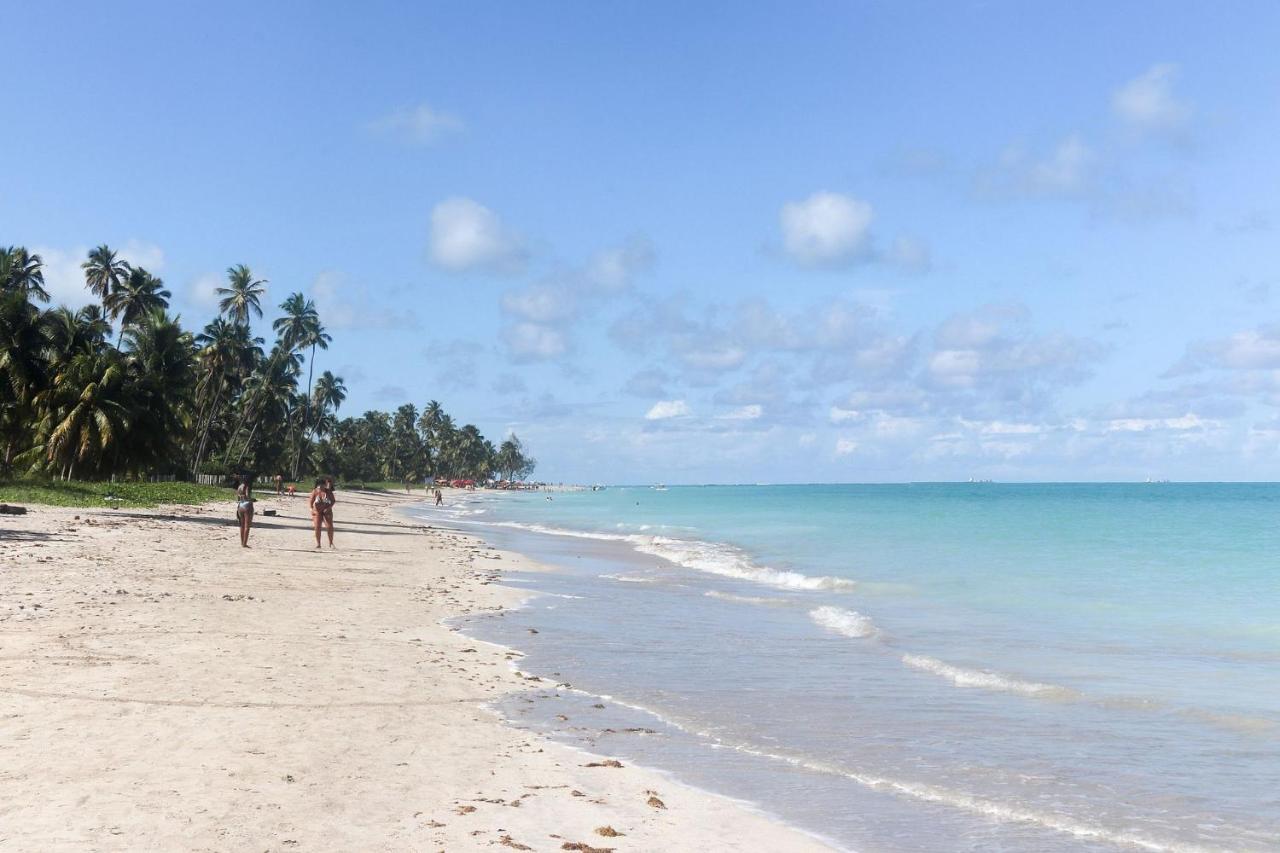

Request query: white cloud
[
  {"left": 828, "top": 406, "right": 862, "bottom": 424},
  {"left": 368, "top": 103, "right": 463, "bottom": 144},
  {"left": 428, "top": 197, "right": 527, "bottom": 273},
  {"left": 981, "top": 135, "right": 1094, "bottom": 199},
  {"left": 501, "top": 283, "right": 577, "bottom": 324},
  {"left": 1111, "top": 64, "right": 1191, "bottom": 135},
  {"left": 32, "top": 240, "right": 165, "bottom": 308},
  {"left": 959, "top": 418, "right": 1045, "bottom": 435},
  {"left": 584, "top": 237, "right": 655, "bottom": 293},
  {"left": 504, "top": 322, "right": 567, "bottom": 361},
  {"left": 1106, "top": 413, "right": 1211, "bottom": 433},
  {"left": 835, "top": 437, "right": 859, "bottom": 456},
  {"left": 680, "top": 345, "right": 746, "bottom": 372},
  {"left": 645, "top": 399, "right": 691, "bottom": 420},
  {"left": 720, "top": 404, "right": 763, "bottom": 421},
  {"left": 780, "top": 191, "right": 874, "bottom": 267},
  {"left": 312, "top": 270, "right": 418, "bottom": 330},
  {"left": 188, "top": 273, "right": 222, "bottom": 310},
  {"left": 1171, "top": 326, "right": 1280, "bottom": 374}
]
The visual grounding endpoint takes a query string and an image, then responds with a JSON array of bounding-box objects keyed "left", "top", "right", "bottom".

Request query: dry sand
[{"left": 0, "top": 489, "right": 830, "bottom": 852}]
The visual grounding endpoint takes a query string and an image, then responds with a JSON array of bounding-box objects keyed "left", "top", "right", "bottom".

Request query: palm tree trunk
[
  {"left": 191, "top": 384, "right": 222, "bottom": 477},
  {"left": 237, "top": 419, "right": 262, "bottom": 467},
  {"left": 292, "top": 343, "right": 317, "bottom": 479}
]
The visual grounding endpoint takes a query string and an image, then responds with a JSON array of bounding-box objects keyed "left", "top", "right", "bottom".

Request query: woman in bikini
[
  {"left": 234, "top": 475, "right": 255, "bottom": 547},
  {"left": 309, "top": 477, "right": 336, "bottom": 549}
]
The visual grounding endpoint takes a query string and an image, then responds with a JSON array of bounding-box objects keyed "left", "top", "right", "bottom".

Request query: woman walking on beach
[
  {"left": 309, "top": 477, "right": 336, "bottom": 549},
  {"left": 234, "top": 475, "right": 255, "bottom": 548}
]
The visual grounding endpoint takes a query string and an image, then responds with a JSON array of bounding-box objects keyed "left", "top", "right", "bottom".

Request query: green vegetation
[
  {"left": 0, "top": 479, "right": 231, "bottom": 508},
  {"left": 0, "top": 244, "right": 535, "bottom": 485}
]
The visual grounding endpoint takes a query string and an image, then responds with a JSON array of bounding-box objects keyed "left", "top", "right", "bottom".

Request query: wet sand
[{"left": 0, "top": 488, "right": 829, "bottom": 851}]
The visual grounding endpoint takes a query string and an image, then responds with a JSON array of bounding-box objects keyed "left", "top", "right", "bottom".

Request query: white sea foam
[
  {"left": 633, "top": 535, "right": 857, "bottom": 591},
  {"left": 536, "top": 683, "right": 1210, "bottom": 853},
  {"left": 901, "top": 654, "right": 1075, "bottom": 699},
  {"left": 704, "top": 590, "right": 790, "bottom": 607},
  {"left": 809, "top": 606, "right": 879, "bottom": 639},
  {"left": 491, "top": 521, "right": 857, "bottom": 592},
  {"left": 599, "top": 573, "right": 657, "bottom": 584}
]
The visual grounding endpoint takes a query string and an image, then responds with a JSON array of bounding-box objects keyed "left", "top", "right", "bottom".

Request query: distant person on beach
[
  {"left": 234, "top": 475, "right": 255, "bottom": 548},
  {"left": 274, "top": 473, "right": 283, "bottom": 495},
  {"left": 434, "top": 488, "right": 443, "bottom": 506},
  {"left": 307, "top": 477, "right": 335, "bottom": 548},
  {"left": 310, "top": 477, "right": 336, "bottom": 549}
]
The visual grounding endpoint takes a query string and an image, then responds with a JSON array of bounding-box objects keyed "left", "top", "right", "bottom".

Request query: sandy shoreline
[{"left": 0, "top": 489, "right": 829, "bottom": 852}]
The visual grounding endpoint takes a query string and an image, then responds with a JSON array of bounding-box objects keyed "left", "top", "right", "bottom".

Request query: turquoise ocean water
[{"left": 412, "top": 484, "right": 1280, "bottom": 851}]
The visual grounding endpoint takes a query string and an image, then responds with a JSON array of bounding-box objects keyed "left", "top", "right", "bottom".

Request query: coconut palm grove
[{"left": 0, "top": 244, "right": 535, "bottom": 486}]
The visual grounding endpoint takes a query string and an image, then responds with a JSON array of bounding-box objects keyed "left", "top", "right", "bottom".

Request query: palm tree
[
  {"left": 190, "top": 318, "right": 262, "bottom": 475},
  {"left": 122, "top": 309, "right": 196, "bottom": 473},
  {"left": 232, "top": 343, "right": 302, "bottom": 465},
  {"left": 217, "top": 264, "right": 267, "bottom": 325},
  {"left": 433, "top": 413, "right": 458, "bottom": 478},
  {"left": 291, "top": 314, "right": 331, "bottom": 477},
  {"left": 0, "top": 290, "right": 48, "bottom": 467},
  {"left": 417, "top": 400, "right": 444, "bottom": 475},
  {"left": 293, "top": 369, "right": 344, "bottom": 478},
  {"left": 81, "top": 245, "right": 130, "bottom": 304},
  {"left": 32, "top": 349, "right": 130, "bottom": 479},
  {"left": 103, "top": 267, "right": 170, "bottom": 344},
  {"left": 1, "top": 247, "right": 50, "bottom": 303},
  {"left": 43, "top": 307, "right": 103, "bottom": 362},
  {"left": 312, "top": 371, "right": 347, "bottom": 420},
  {"left": 272, "top": 293, "right": 321, "bottom": 352}
]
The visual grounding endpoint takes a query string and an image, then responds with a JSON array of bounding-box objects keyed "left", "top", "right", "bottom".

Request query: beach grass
[{"left": 0, "top": 480, "right": 232, "bottom": 508}]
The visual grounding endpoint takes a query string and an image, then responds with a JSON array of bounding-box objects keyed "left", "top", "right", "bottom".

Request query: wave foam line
[
  {"left": 490, "top": 521, "right": 858, "bottom": 592},
  {"left": 901, "top": 654, "right": 1077, "bottom": 699},
  {"left": 551, "top": 684, "right": 1209, "bottom": 853},
  {"left": 810, "top": 606, "right": 879, "bottom": 639},
  {"left": 704, "top": 591, "right": 790, "bottom": 607}
]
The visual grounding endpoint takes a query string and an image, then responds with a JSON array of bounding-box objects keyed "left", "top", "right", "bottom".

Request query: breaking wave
[
  {"left": 488, "top": 521, "right": 858, "bottom": 592},
  {"left": 809, "top": 606, "right": 880, "bottom": 639},
  {"left": 901, "top": 654, "right": 1077, "bottom": 699}
]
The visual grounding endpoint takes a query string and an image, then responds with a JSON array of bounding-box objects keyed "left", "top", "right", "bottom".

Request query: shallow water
[{"left": 412, "top": 484, "right": 1280, "bottom": 852}]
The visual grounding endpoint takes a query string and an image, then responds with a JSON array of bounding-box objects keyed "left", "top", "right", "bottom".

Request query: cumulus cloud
[
  {"left": 922, "top": 304, "right": 1103, "bottom": 409},
  {"left": 501, "top": 283, "right": 577, "bottom": 324},
  {"left": 1106, "top": 413, "right": 1212, "bottom": 433},
  {"left": 780, "top": 191, "right": 874, "bottom": 267},
  {"left": 719, "top": 404, "right": 763, "bottom": 421},
  {"left": 976, "top": 135, "right": 1095, "bottom": 200},
  {"left": 312, "top": 270, "right": 419, "bottom": 330},
  {"left": 187, "top": 273, "right": 222, "bottom": 310},
  {"left": 503, "top": 322, "right": 567, "bottom": 362},
  {"left": 1167, "top": 325, "right": 1280, "bottom": 375},
  {"left": 33, "top": 240, "right": 166, "bottom": 308},
  {"left": 645, "top": 399, "right": 691, "bottom": 420},
  {"left": 835, "top": 438, "right": 859, "bottom": 456},
  {"left": 1111, "top": 64, "right": 1192, "bottom": 136},
  {"left": 498, "top": 237, "right": 655, "bottom": 362},
  {"left": 368, "top": 103, "right": 463, "bottom": 144},
  {"left": 428, "top": 197, "right": 527, "bottom": 273},
  {"left": 583, "top": 237, "right": 655, "bottom": 293}
]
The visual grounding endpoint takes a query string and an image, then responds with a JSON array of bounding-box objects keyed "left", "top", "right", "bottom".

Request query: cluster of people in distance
[{"left": 232, "top": 474, "right": 336, "bottom": 550}]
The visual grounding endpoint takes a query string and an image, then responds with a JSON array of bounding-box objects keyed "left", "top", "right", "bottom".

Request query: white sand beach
[{"left": 0, "top": 489, "right": 828, "bottom": 852}]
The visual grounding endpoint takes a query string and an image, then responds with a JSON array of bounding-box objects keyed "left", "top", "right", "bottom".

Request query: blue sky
[{"left": 6, "top": 1, "right": 1280, "bottom": 482}]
